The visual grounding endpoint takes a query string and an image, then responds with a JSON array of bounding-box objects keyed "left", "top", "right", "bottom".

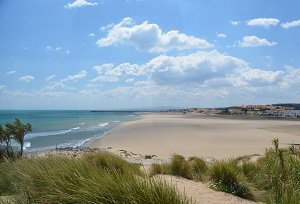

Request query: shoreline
[{"left": 90, "top": 112, "right": 300, "bottom": 160}]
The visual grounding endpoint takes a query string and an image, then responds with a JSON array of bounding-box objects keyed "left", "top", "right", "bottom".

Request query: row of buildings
[{"left": 186, "top": 104, "right": 300, "bottom": 118}]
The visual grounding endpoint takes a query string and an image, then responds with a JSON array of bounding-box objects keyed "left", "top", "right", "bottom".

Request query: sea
[{"left": 0, "top": 110, "right": 141, "bottom": 154}]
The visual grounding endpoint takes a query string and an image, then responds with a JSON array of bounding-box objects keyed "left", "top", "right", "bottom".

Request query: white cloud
[
  {"left": 46, "top": 74, "right": 56, "bottom": 81},
  {"left": 216, "top": 33, "right": 227, "bottom": 38},
  {"left": 62, "top": 70, "right": 87, "bottom": 82},
  {"left": 19, "top": 75, "right": 35, "bottom": 82},
  {"left": 92, "top": 50, "right": 284, "bottom": 89},
  {"left": 125, "top": 78, "right": 135, "bottom": 83},
  {"left": 66, "top": 50, "right": 70, "bottom": 54},
  {"left": 64, "top": 0, "right": 98, "bottom": 9},
  {"left": 46, "top": 46, "right": 61, "bottom": 51},
  {"left": 6, "top": 70, "right": 16, "bottom": 75},
  {"left": 93, "top": 63, "right": 143, "bottom": 79},
  {"left": 45, "top": 82, "right": 65, "bottom": 90},
  {"left": 90, "top": 75, "right": 119, "bottom": 82},
  {"left": 97, "top": 17, "right": 212, "bottom": 52},
  {"left": 281, "top": 19, "right": 300, "bottom": 29},
  {"left": 100, "top": 23, "right": 114, "bottom": 32},
  {"left": 280, "top": 65, "right": 300, "bottom": 88},
  {"left": 230, "top": 21, "right": 240, "bottom": 26},
  {"left": 239, "top": 36, "right": 277, "bottom": 47},
  {"left": 89, "top": 33, "right": 96, "bottom": 37},
  {"left": 247, "top": 18, "right": 280, "bottom": 28}
]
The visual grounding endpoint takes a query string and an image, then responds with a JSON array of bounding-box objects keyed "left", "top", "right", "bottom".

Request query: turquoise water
[{"left": 0, "top": 110, "right": 140, "bottom": 153}]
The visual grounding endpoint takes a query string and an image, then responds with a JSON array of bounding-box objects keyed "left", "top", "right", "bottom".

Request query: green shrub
[
  {"left": 170, "top": 154, "right": 192, "bottom": 179},
  {"left": 150, "top": 163, "right": 163, "bottom": 175},
  {"left": 188, "top": 157, "right": 207, "bottom": 181},
  {"left": 209, "top": 160, "right": 253, "bottom": 199}
]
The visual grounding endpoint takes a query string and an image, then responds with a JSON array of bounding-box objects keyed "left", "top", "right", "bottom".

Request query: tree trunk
[
  {"left": 20, "top": 142, "right": 23, "bottom": 157},
  {"left": 5, "top": 141, "right": 9, "bottom": 157}
]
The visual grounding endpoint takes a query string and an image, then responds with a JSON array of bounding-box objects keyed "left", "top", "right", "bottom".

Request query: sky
[{"left": 0, "top": 0, "right": 300, "bottom": 110}]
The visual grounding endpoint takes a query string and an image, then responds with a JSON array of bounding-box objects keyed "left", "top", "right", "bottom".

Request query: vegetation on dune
[
  {"left": 209, "top": 160, "right": 253, "bottom": 199},
  {"left": 150, "top": 139, "right": 300, "bottom": 203},
  {"left": 0, "top": 152, "right": 192, "bottom": 204}
]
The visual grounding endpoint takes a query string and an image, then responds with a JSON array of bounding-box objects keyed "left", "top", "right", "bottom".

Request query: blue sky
[{"left": 0, "top": 0, "right": 300, "bottom": 109}]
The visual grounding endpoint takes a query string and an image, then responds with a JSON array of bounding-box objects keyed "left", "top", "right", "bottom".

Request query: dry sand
[
  {"left": 158, "top": 175, "right": 255, "bottom": 204},
  {"left": 91, "top": 113, "right": 300, "bottom": 160}
]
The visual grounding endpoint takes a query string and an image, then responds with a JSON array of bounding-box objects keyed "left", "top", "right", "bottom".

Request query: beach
[{"left": 91, "top": 113, "right": 300, "bottom": 160}]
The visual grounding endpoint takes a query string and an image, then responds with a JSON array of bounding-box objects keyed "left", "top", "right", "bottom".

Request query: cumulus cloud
[
  {"left": 46, "top": 74, "right": 56, "bottom": 81},
  {"left": 239, "top": 36, "right": 277, "bottom": 47},
  {"left": 62, "top": 70, "right": 87, "bottom": 82},
  {"left": 247, "top": 18, "right": 280, "bottom": 28},
  {"left": 281, "top": 19, "right": 300, "bottom": 29},
  {"left": 91, "top": 50, "right": 285, "bottom": 89},
  {"left": 280, "top": 65, "right": 300, "bottom": 88},
  {"left": 89, "top": 33, "right": 96, "bottom": 37},
  {"left": 64, "top": 0, "right": 98, "bottom": 9},
  {"left": 6, "top": 70, "right": 16, "bottom": 75},
  {"left": 97, "top": 17, "right": 212, "bottom": 52},
  {"left": 19, "top": 75, "right": 35, "bottom": 82}
]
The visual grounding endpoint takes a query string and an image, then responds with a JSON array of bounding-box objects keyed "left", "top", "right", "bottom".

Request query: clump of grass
[
  {"left": 209, "top": 160, "right": 253, "bottom": 199},
  {"left": 0, "top": 152, "right": 191, "bottom": 204},
  {"left": 170, "top": 154, "right": 192, "bottom": 179},
  {"left": 188, "top": 157, "right": 207, "bottom": 181}
]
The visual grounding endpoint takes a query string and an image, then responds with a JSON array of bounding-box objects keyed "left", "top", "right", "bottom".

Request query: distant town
[{"left": 164, "top": 103, "right": 300, "bottom": 118}]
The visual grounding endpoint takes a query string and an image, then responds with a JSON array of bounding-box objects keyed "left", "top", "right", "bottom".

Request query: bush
[
  {"left": 188, "top": 157, "right": 207, "bottom": 181},
  {"left": 169, "top": 154, "right": 192, "bottom": 179},
  {"left": 209, "top": 160, "right": 253, "bottom": 199}
]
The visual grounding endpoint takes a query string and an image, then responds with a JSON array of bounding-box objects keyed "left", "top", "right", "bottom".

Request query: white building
[{"left": 265, "top": 110, "right": 300, "bottom": 118}]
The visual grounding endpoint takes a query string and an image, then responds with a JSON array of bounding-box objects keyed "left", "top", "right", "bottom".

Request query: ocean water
[{"left": 0, "top": 110, "right": 141, "bottom": 153}]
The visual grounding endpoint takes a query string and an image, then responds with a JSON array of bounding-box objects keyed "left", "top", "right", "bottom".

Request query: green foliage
[
  {"left": 5, "top": 118, "right": 32, "bottom": 157},
  {"left": 0, "top": 118, "right": 32, "bottom": 159},
  {"left": 209, "top": 160, "right": 253, "bottom": 199},
  {"left": 0, "top": 152, "right": 191, "bottom": 204},
  {"left": 188, "top": 157, "right": 207, "bottom": 181},
  {"left": 170, "top": 154, "right": 192, "bottom": 179},
  {"left": 150, "top": 139, "right": 300, "bottom": 202}
]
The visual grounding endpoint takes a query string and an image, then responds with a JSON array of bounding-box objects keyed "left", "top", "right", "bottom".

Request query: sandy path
[
  {"left": 158, "top": 175, "right": 255, "bottom": 204},
  {"left": 91, "top": 113, "right": 300, "bottom": 160}
]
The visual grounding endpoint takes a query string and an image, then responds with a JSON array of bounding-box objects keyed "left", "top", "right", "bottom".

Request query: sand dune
[{"left": 158, "top": 175, "right": 255, "bottom": 204}]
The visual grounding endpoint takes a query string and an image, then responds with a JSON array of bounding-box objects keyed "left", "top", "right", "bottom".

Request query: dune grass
[
  {"left": 150, "top": 139, "right": 300, "bottom": 203},
  {"left": 209, "top": 160, "right": 253, "bottom": 199},
  {"left": 150, "top": 154, "right": 208, "bottom": 181},
  {"left": 0, "top": 151, "right": 192, "bottom": 204}
]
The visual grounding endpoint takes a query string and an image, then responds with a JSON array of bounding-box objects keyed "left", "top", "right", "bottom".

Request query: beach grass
[
  {"left": 150, "top": 139, "right": 300, "bottom": 203},
  {"left": 0, "top": 152, "right": 191, "bottom": 204}
]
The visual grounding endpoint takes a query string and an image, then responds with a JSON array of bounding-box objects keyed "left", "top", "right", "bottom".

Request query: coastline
[{"left": 90, "top": 112, "right": 300, "bottom": 160}]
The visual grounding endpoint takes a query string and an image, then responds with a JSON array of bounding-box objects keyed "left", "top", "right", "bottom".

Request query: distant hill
[{"left": 272, "top": 103, "right": 300, "bottom": 110}]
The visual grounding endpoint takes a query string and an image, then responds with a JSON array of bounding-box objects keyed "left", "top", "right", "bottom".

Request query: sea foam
[{"left": 98, "top": 122, "right": 108, "bottom": 127}]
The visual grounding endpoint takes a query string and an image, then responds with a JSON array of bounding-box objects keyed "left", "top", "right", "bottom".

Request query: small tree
[
  {"left": 1, "top": 124, "right": 13, "bottom": 156},
  {"left": 6, "top": 118, "right": 32, "bottom": 157}
]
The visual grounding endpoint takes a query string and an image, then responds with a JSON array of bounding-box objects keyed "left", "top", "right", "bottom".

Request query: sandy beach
[{"left": 91, "top": 113, "right": 300, "bottom": 160}]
